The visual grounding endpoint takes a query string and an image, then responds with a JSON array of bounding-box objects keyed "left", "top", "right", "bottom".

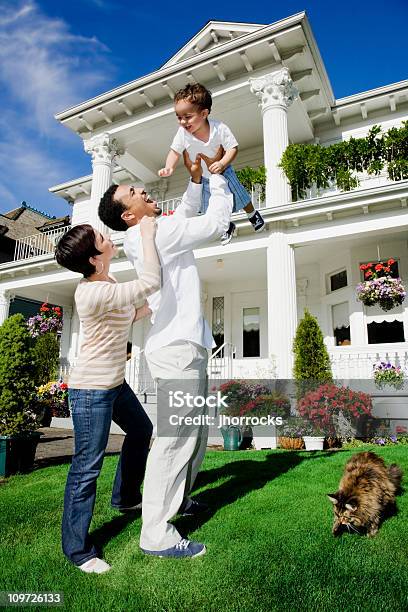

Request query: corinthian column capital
[
  {"left": 84, "top": 133, "right": 124, "bottom": 164},
  {"left": 250, "top": 68, "right": 298, "bottom": 111}
]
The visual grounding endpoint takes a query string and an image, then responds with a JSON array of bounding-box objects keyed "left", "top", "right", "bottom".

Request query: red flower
[
  {"left": 359, "top": 264, "right": 366, "bottom": 271},
  {"left": 365, "top": 270, "right": 373, "bottom": 278},
  {"left": 387, "top": 258, "right": 395, "bottom": 266},
  {"left": 375, "top": 264, "right": 383, "bottom": 272}
]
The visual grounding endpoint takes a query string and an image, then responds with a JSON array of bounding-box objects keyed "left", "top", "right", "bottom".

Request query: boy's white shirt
[
  {"left": 123, "top": 174, "right": 233, "bottom": 355},
  {"left": 171, "top": 119, "right": 238, "bottom": 178}
]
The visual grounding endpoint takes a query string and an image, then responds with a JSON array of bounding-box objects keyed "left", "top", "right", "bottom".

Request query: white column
[
  {"left": 60, "top": 306, "right": 73, "bottom": 362},
  {"left": 250, "top": 68, "right": 298, "bottom": 206},
  {"left": 266, "top": 222, "right": 298, "bottom": 378},
  {"left": 0, "top": 290, "right": 14, "bottom": 325},
  {"left": 84, "top": 133, "right": 123, "bottom": 234}
]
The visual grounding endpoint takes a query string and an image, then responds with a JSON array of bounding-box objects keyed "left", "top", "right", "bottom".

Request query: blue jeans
[{"left": 61, "top": 381, "right": 152, "bottom": 566}]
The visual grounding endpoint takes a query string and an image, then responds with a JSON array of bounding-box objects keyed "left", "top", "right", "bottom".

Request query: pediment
[{"left": 162, "top": 21, "right": 265, "bottom": 67}]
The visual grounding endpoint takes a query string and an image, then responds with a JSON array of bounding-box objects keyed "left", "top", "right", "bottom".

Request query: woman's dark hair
[
  {"left": 55, "top": 224, "right": 102, "bottom": 277},
  {"left": 98, "top": 184, "right": 128, "bottom": 232}
]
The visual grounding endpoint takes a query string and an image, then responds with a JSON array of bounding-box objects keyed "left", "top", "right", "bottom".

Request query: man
[{"left": 99, "top": 152, "right": 233, "bottom": 558}]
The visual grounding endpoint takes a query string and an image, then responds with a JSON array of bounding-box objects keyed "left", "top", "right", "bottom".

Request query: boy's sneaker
[
  {"left": 249, "top": 210, "right": 265, "bottom": 232},
  {"left": 141, "top": 538, "right": 206, "bottom": 559},
  {"left": 221, "top": 221, "right": 236, "bottom": 245},
  {"left": 179, "top": 499, "right": 209, "bottom": 517}
]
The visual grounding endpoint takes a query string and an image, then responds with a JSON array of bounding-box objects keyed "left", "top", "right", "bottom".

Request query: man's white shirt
[
  {"left": 171, "top": 119, "right": 238, "bottom": 179},
  {"left": 123, "top": 174, "right": 233, "bottom": 355}
]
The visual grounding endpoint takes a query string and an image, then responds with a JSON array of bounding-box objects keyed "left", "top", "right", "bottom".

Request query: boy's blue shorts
[{"left": 200, "top": 165, "right": 251, "bottom": 214}]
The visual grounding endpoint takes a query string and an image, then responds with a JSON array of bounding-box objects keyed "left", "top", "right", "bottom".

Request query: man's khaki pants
[{"left": 140, "top": 341, "right": 209, "bottom": 551}]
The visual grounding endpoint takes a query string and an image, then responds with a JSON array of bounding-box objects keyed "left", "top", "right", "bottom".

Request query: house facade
[{"left": 0, "top": 13, "right": 407, "bottom": 427}]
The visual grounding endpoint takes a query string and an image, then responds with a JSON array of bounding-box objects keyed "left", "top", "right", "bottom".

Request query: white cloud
[
  {"left": 0, "top": 1, "right": 112, "bottom": 135},
  {"left": 0, "top": 1, "right": 115, "bottom": 214}
]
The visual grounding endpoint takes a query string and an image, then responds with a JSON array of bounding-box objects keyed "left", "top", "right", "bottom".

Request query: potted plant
[
  {"left": 300, "top": 422, "right": 327, "bottom": 451},
  {"left": 373, "top": 361, "right": 404, "bottom": 390},
  {"left": 357, "top": 260, "right": 406, "bottom": 311},
  {"left": 35, "top": 380, "right": 70, "bottom": 427},
  {"left": 240, "top": 392, "right": 290, "bottom": 450},
  {"left": 217, "top": 380, "right": 270, "bottom": 449},
  {"left": 298, "top": 383, "right": 373, "bottom": 442},
  {"left": 0, "top": 315, "right": 41, "bottom": 477},
  {"left": 277, "top": 417, "right": 305, "bottom": 450}
]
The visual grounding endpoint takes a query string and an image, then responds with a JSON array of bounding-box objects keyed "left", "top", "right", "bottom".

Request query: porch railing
[
  {"left": 208, "top": 342, "right": 235, "bottom": 379},
  {"left": 14, "top": 226, "right": 72, "bottom": 262},
  {"left": 329, "top": 347, "right": 408, "bottom": 379}
]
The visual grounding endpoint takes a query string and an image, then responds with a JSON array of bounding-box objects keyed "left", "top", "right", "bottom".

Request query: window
[
  {"left": 332, "top": 302, "right": 351, "bottom": 346},
  {"left": 329, "top": 270, "right": 348, "bottom": 292},
  {"left": 212, "top": 297, "right": 224, "bottom": 352},
  {"left": 243, "top": 307, "right": 260, "bottom": 357},
  {"left": 367, "top": 321, "right": 405, "bottom": 344}
]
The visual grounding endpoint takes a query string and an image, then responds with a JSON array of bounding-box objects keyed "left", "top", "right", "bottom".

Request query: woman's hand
[
  {"left": 134, "top": 301, "right": 152, "bottom": 321},
  {"left": 140, "top": 215, "right": 157, "bottom": 239}
]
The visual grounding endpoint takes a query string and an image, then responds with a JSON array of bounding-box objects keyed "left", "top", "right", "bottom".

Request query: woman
[{"left": 55, "top": 217, "right": 160, "bottom": 574}]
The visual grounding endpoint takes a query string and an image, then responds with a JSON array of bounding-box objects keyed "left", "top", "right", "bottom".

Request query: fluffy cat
[{"left": 328, "top": 451, "right": 403, "bottom": 537}]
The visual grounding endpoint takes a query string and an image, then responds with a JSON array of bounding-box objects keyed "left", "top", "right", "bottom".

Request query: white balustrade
[
  {"left": 14, "top": 226, "right": 71, "bottom": 262},
  {"left": 328, "top": 347, "right": 408, "bottom": 379}
]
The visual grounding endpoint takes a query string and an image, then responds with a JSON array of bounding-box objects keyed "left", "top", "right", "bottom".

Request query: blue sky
[{"left": 0, "top": 0, "right": 406, "bottom": 218}]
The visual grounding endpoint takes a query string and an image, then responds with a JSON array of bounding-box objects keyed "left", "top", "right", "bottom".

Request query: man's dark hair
[
  {"left": 55, "top": 224, "right": 102, "bottom": 277},
  {"left": 98, "top": 184, "right": 128, "bottom": 232},
  {"left": 174, "top": 83, "right": 212, "bottom": 112}
]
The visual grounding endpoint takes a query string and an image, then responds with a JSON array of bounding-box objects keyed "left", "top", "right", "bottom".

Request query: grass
[{"left": 0, "top": 445, "right": 407, "bottom": 612}]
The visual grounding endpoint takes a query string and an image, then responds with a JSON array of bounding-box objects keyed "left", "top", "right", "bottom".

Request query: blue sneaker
[
  {"left": 141, "top": 538, "right": 206, "bottom": 558},
  {"left": 179, "top": 499, "right": 209, "bottom": 517}
]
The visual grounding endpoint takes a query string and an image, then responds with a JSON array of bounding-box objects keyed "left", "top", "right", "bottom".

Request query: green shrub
[
  {"left": 293, "top": 309, "right": 333, "bottom": 396},
  {"left": 32, "top": 332, "right": 60, "bottom": 386},
  {"left": 0, "top": 314, "right": 39, "bottom": 436}
]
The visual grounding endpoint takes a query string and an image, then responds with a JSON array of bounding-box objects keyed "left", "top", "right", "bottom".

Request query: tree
[
  {"left": 0, "top": 315, "right": 38, "bottom": 436},
  {"left": 293, "top": 309, "right": 333, "bottom": 397}
]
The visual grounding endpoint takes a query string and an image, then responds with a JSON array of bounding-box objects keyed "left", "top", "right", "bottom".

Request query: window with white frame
[
  {"left": 332, "top": 302, "right": 351, "bottom": 346},
  {"left": 243, "top": 307, "right": 260, "bottom": 357},
  {"left": 212, "top": 297, "right": 224, "bottom": 352},
  {"left": 327, "top": 269, "right": 348, "bottom": 293},
  {"left": 366, "top": 305, "right": 405, "bottom": 344}
]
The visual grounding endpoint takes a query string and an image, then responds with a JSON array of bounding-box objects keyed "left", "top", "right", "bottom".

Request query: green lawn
[{"left": 0, "top": 446, "right": 407, "bottom": 612}]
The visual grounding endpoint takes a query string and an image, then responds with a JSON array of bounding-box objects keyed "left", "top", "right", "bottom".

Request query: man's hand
[
  {"left": 134, "top": 301, "right": 152, "bottom": 321},
  {"left": 158, "top": 167, "right": 174, "bottom": 177},
  {"left": 183, "top": 151, "right": 202, "bottom": 184},
  {"left": 199, "top": 146, "right": 225, "bottom": 173}
]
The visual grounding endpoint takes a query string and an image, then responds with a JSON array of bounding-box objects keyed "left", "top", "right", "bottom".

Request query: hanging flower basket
[
  {"left": 356, "top": 260, "right": 406, "bottom": 311},
  {"left": 27, "top": 303, "right": 63, "bottom": 337}
]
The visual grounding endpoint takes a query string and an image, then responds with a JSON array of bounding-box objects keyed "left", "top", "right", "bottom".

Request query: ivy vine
[{"left": 279, "top": 122, "right": 408, "bottom": 200}]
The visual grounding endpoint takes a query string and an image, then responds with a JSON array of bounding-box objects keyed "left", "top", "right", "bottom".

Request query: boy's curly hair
[
  {"left": 98, "top": 184, "right": 128, "bottom": 232},
  {"left": 174, "top": 83, "right": 212, "bottom": 112}
]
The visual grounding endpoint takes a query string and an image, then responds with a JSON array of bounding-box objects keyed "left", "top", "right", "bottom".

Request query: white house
[{"left": 1, "top": 12, "right": 407, "bottom": 428}]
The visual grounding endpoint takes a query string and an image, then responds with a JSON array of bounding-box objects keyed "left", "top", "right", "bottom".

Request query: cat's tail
[{"left": 388, "top": 463, "right": 403, "bottom": 492}]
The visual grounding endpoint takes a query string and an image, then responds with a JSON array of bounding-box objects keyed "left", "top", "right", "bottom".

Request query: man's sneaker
[
  {"left": 179, "top": 499, "right": 209, "bottom": 517},
  {"left": 112, "top": 502, "right": 142, "bottom": 513},
  {"left": 141, "top": 538, "right": 206, "bottom": 559},
  {"left": 221, "top": 221, "right": 236, "bottom": 246},
  {"left": 249, "top": 210, "right": 265, "bottom": 232}
]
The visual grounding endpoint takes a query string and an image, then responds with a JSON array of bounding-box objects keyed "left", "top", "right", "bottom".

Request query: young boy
[{"left": 159, "top": 83, "right": 265, "bottom": 245}]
